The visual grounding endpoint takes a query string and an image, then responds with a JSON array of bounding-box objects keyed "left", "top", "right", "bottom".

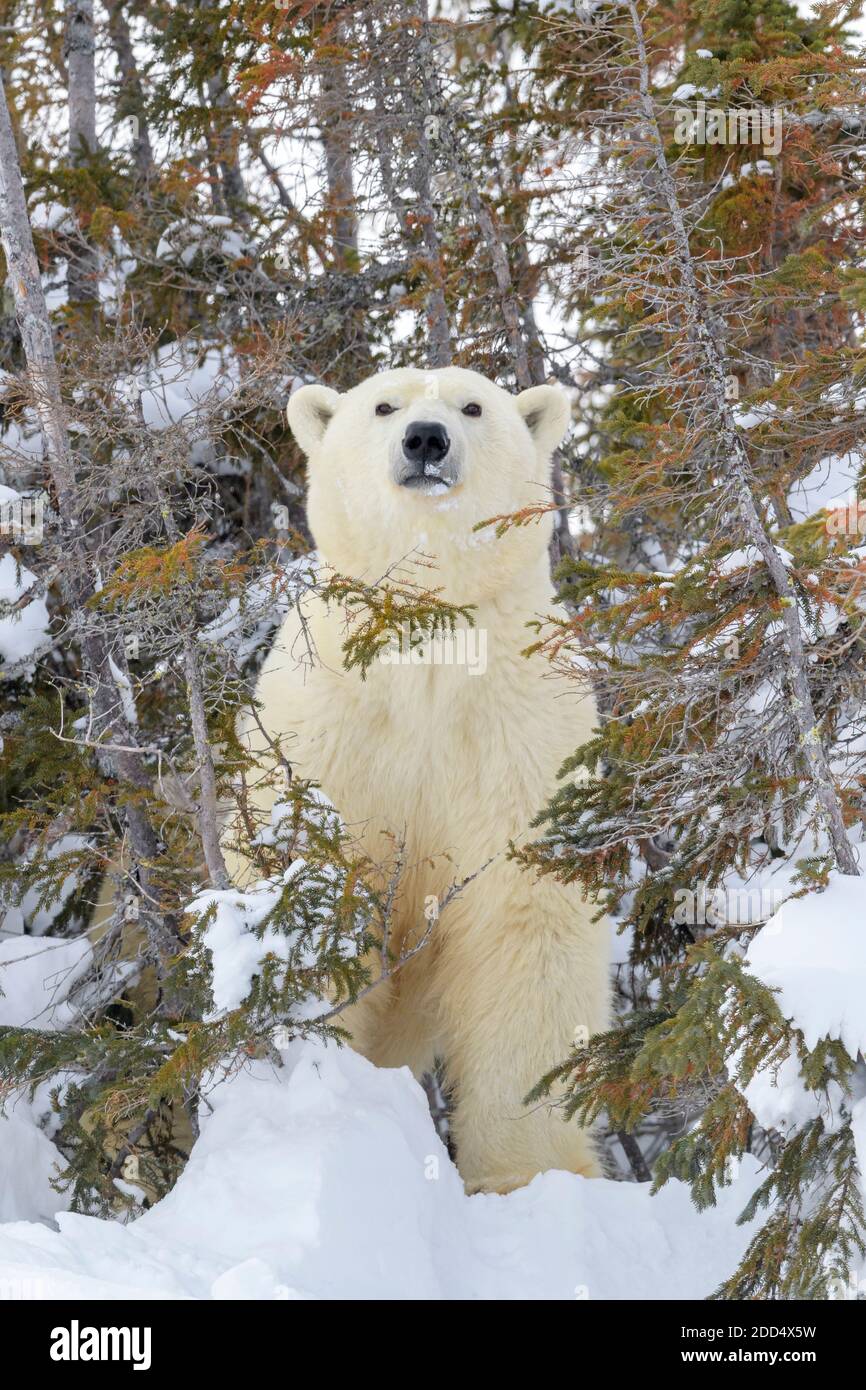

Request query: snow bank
[{"left": 0, "top": 1040, "right": 763, "bottom": 1300}]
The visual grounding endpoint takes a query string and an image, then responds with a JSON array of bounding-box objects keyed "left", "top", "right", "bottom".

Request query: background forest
[{"left": 1, "top": 0, "right": 866, "bottom": 1301}]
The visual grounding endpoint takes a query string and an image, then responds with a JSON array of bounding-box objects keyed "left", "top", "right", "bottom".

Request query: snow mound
[
  {"left": 745, "top": 872, "right": 866, "bottom": 1058},
  {"left": 0, "top": 1041, "right": 762, "bottom": 1300}
]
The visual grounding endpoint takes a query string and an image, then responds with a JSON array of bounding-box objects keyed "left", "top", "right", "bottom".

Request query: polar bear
[{"left": 230, "top": 366, "right": 610, "bottom": 1193}]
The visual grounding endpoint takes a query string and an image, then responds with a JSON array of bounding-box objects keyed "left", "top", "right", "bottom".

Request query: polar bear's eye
[
  {"left": 462, "top": 403, "right": 482, "bottom": 418},
  {"left": 375, "top": 402, "right": 396, "bottom": 417}
]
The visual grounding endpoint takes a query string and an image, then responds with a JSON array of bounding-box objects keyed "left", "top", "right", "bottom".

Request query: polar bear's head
[{"left": 287, "top": 366, "right": 570, "bottom": 601}]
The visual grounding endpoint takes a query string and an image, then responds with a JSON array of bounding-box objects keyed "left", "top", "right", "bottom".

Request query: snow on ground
[
  {"left": 0, "top": 1039, "right": 764, "bottom": 1301},
  {"left": 3, "top": 827, "right": 860, "bottom": 1301}
]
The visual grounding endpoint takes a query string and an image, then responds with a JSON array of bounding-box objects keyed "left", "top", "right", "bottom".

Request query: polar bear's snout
[{"left": 395, "top": 419, "right": 460, "bottom": 490}]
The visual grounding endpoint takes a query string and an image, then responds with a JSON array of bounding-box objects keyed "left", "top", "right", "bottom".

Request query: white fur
[{"left": 227, "top": 367, "right": 610, "bottom": 1192}]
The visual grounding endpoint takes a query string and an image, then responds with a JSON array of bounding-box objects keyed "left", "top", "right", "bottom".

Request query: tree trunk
[
  {"left": 66, "top": 0, "right": 96, "bottom": 159},
  {"left": 184, "top": 640, "right": 231, "bottom": 891},
  {"left": 105, "top": 0, "right": 154, "bottom": 184},
  {"left": 64, "top": 0, "right": 98, "bottom": 306},
  {"left": 206, "top": 67, "right": 249, "bottom": 226},
  {"left": 411, "top": 0, "right": 528, "bottom": 383},
  {"left": 316, "top": 30, "right": 359, "bottom": 274},
  {"left": 365, "top": 9, "right": 452, "bottom": 368},
  {"left": 199, "top": 0, "right": 248, "bottom": 229}
]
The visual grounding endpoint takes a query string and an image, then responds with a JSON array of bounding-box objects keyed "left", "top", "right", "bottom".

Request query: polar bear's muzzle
[{"left": 394, "top": 420, "right": 460, "bottom": 491}]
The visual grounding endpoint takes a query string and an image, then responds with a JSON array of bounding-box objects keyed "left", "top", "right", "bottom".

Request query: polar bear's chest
[{"left": 298, "top": 654, "right": 576, "bottom": 867}]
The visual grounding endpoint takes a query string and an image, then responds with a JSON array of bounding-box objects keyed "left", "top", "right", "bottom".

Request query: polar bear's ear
[
  {"left": 516, "top": 385, "right": 571, "bottom": 456},
  {"left": 287, "top": 384, "right": 341, "bottom": 456}
]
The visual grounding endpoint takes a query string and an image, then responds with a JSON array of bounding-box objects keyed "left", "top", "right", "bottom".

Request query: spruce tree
[{"left": 515, "top": 0, "right": 866, "bottom": 1297}]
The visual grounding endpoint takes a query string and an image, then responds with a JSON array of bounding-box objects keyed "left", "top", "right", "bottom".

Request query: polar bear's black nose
[{"left": 402, "top": 421, "right": 450, "bottom": 470}]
